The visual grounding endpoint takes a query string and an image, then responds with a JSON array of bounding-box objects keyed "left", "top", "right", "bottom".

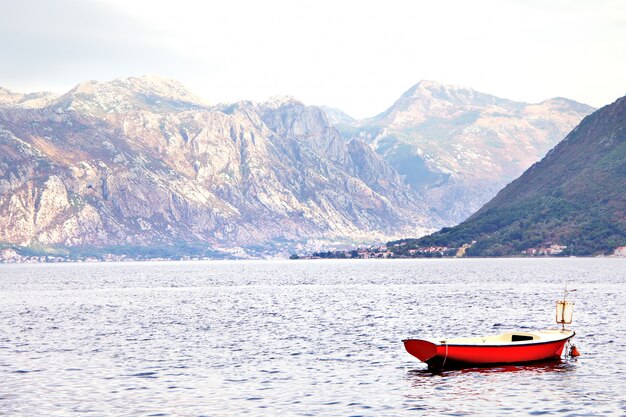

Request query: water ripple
[{"left": 0, "top": 258, "right": 624, "bottom": 416}]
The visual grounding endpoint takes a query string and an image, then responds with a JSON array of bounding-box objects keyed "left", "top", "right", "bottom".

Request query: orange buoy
[{"left": 570, "top": 345, "right": 580, "bottom": 357}]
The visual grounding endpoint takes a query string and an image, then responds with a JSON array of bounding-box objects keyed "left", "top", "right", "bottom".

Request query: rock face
[
  {"left": 393, "top": 95, "right": 626, "bottom": 256},
  {"left": 0, "top": 77, "right": 434, "bottom": 256},
  {"left": 335, "top": 80, "right": 595, "bottom": 224}
]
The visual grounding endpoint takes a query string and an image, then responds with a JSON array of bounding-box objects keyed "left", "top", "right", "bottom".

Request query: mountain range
[
  {"left": 0, "top": 76, "right": 436, "bottom": 258},
  {"left": 333, "top": 80, "right": 595, "bottom": 223},
  {"left": 391, "top": 95, "right": 626, "bottom": 256},
  {"left": 0, "top": 76, "right": 595, "bottom": 258}
]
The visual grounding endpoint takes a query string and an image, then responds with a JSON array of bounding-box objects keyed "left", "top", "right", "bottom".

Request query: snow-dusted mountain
[
  {"left": 335, "top": 80, "right": 595, "bottom": 223},
  {"left": 0, "top": 76, "right": 435, "bottom": 258}
]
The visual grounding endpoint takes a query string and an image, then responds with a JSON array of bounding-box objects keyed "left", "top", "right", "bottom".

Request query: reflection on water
[
  {"left": 0, "top": 258, "right": 624, "bottom": 416},
  {"left": 407, "top": 357, "right": 575, "bottom": 378},
  {"left": 404, "top": 359, "right": 586, "bottom": 415}
]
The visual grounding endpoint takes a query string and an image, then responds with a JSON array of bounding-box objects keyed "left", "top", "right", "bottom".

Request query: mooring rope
[{"left": 441, "top": 342, "right": 449, "bottom": 370}]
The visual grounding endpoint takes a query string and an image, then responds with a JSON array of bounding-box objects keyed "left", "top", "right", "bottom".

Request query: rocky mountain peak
[
  {"left": 405, "top": 79, "right": 457, "bottom": 95},
  {"left": 0, "top": 87, "right": 21, "bottom": 106},
  {"left": 535, "top": 97, "right": 596, "bottom": 114},
  {"left": 338, "top": 81, "right": 595, "bottom": 224},
  {"left": 402, "top": 80, "right": 469, "bottom": 100},
  {"left": 54, "top": 75, "right": 208, "bottom": 115},
  {"left": 0, "top": 86, "right": 14, "bottom": 96},
  {"left": 398, "top": 80, "right": 520, "bottom": 112},
  {"left": 0, "top": 86, "right": 58, "bottom": 109},
  {"left": 264, "top": 95, "right": 303, "bottom": 109},
  {"left": 364, "top": 81, "right": 514, "bottom": 129}
]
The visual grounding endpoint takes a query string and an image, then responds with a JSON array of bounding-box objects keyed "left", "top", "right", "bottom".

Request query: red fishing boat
[{"left": 403, "top": 290, "right": 578, "bottom": 370}]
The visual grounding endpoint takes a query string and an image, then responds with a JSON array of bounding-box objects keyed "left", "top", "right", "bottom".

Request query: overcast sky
[{"left": 1, "top": 0, "right": 625, "bottom": 117}]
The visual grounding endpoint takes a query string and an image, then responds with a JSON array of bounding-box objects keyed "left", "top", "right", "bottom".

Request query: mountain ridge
[
  {"left": 51, "top": 75, "right": 209, "bottom": 115},
  {"left": 332, "top": 80, "right": 595, "bottom": 224},
  {"left": 0, "top": 76, "right": 601, "bottom": 259},
  {"left": 0, "top": 76, "right": 437, "bottom": 259}
]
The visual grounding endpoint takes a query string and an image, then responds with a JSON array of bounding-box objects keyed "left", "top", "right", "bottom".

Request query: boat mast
[{"left": 556, "top": 284, "right": 575, "bottom": 330}]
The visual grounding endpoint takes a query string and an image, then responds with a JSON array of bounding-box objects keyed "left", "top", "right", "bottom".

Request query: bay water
[{"left": 1, "top": 258, "right": 624, "bottom": 416}]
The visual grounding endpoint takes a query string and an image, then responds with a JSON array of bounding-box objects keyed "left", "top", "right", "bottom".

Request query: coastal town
[
  {"left": 293, "top": 242, "right": 626, "bottom": 260},
  {"left": 3, "top": 243, "right": 626, "bottom": 263}
]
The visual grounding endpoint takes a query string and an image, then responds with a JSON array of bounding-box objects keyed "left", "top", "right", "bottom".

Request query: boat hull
[{"left": 404, "top": 330, "right": 575, "bottom": 369}]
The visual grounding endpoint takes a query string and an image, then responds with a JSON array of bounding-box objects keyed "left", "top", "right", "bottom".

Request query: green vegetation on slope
[{"left": 390, "top": 96, "right": 626, "bottom": 257}]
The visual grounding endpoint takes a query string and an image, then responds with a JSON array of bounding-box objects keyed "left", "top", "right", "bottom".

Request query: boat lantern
[{"left": 556, "top": 300, "right": 574, "bottom": 329}]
